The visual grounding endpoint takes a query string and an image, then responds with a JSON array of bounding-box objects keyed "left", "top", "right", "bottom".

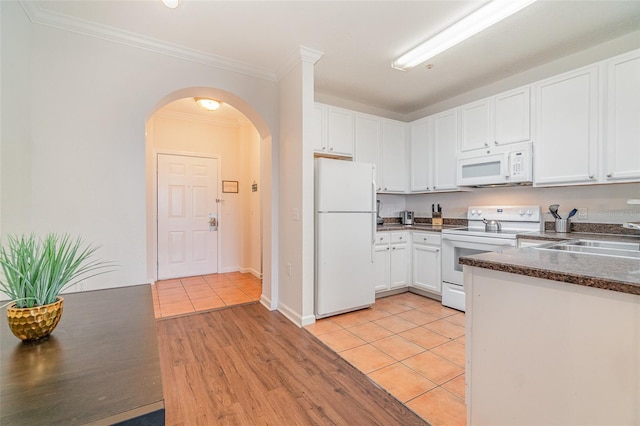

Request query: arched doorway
[{"left": 145, "top": 87, "right": 276, "bottom": 316}]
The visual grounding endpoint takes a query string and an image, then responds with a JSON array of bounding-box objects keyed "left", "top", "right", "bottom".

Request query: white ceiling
[{"left": 30, "top": 0, "right": 640, "bottom": 121}]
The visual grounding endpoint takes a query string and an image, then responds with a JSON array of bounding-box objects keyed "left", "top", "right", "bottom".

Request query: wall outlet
[
  {"left": 577, "top": 208, "right": 588, "bottom": 220},
  {"left": 78, "top": 282, "right": 86, "bottom": 292},
  {"left": 286, "top": 263, "right": 292, "bottom": 277},
  {"left": 292, "top": 208, "right": 299, "bottom": 221}
]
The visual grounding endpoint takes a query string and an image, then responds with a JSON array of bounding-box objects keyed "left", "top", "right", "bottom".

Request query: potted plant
[{"left": 0, "top": 233, "right": 113, "bottom": 342}]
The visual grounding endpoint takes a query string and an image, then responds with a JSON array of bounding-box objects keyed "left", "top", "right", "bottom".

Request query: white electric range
[{"left": 441, "top": 205, "right": 543, "bottom": 311}]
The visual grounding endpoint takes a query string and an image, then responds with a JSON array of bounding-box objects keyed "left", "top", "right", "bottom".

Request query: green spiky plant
[{"left": 0, "top": 233, "right": 114, "bottom": 308}]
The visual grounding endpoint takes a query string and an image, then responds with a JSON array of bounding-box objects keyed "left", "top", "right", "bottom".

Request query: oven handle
[{"left": 442, "top": 234, "right": 516, "bottom": 246}]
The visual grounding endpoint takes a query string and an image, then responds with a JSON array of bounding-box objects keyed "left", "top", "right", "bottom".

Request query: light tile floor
[
  {"left": 152, "top": 272, "right": 262, "bottom": 319},
  {"left": 305, "top": 292, "right": 466, "bottom": 426}
]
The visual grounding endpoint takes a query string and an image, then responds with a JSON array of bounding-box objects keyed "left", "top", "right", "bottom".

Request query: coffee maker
[{"left": 400, "top": 210, "right": 414, "bottom": 225}]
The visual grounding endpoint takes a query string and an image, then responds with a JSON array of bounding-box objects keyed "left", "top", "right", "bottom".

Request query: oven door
[{"left": 442, "top": 234, "right": 516, "bottom": 286}]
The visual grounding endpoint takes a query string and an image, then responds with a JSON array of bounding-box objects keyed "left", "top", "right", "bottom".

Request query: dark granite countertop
[
  {"left": 518, "top": 230, "right": 640, "bottom": 242},
  {"left": 460, "top": 237, "right": 640, "bottom": 296}
]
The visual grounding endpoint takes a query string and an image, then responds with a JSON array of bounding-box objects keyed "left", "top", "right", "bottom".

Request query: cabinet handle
[
  {"left": 399, "top": 236, "right": 403, "bottom": 240},
  {"left": 494, "top": 141, "right": 498, "bottom": 145},
  {"left": 484, "top": 142, "right": 489, "bottom": 147},
  {"left": 606, "top": 172, "right": 613, "bottom": 178},
  {"left": 329, "top": 147, "right": 334, "bottom": 151},
  {"left": 392, "top": 247, "right": 396, "bottom": 250},
  {"left": 386, "top": 247, "right": 390, "bottom": 251},
  {"left": 589, "top": 175, "right": 594, "bottom": 179},
  {"left": 384, "top": 187, "right": 388, "bottom": 190},
  {"left": 322, "top": 146, "right": 327, "bottom": 150}
]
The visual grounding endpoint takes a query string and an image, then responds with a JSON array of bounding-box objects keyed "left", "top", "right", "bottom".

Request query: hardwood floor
[{"left": 156, "top": 302, "right": 427, "bottom": 425}]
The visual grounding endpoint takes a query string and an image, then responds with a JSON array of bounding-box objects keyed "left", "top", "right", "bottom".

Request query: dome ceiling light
[
  {"left": 194, "top": 98, "right": 222, "bottom": 112},
  {"left": 162, "top": 0, "right": 179, "bottom": 9}
]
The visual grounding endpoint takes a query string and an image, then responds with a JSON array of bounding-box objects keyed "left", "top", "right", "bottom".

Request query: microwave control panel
[{"left": 510, "top": 151, "right": 527, "bottom": 178}]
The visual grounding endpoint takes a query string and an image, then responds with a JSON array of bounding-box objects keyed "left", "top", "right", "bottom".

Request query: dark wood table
[{"left": 1, "top": 285, "right": 164, "bottom": 425}]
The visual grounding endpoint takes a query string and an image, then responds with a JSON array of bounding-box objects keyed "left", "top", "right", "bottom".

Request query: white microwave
[{"left": 457, "top": 142, "right": 532, "bottom": 187}]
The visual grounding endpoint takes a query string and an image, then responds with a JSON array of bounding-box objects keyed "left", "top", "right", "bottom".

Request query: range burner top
[{"left": 442, "top": 205, "right": 543, "bottom": 239}]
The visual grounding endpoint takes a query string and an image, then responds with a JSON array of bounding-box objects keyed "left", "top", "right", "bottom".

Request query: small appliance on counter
[{"left": 400, "top": 210, "right": 414, "bottom": 225}]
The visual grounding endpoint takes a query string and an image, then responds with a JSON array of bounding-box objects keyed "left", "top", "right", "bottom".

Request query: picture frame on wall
[{"left": 222, "top": 180, "right": 239, "bottom": 193}]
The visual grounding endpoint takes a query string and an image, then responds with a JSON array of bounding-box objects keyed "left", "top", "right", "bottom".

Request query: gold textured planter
[{"left": 7, "top": 297, "right": 64, "bottom": 342}]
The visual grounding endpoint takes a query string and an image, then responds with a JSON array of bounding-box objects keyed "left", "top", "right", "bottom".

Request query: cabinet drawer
[
  {"left": 375, "top": 233, "right": 390, "bottom": 244},
  {"left": 412, "top": 232, "right": 441, "bottom": 245},
  {"left": 391, "top": 232, "right": 409, "bottom": 243}
]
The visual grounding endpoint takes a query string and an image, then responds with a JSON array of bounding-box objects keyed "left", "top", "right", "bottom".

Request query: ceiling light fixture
[
  {"left": 194, "top": 98, "right": 222, "bottom": 111},
  {"left": 392, "top": 0, "right": 537, "bottom": 71},
  {"left": 162, "top": 0, "right": 179, "bottom": 9}
]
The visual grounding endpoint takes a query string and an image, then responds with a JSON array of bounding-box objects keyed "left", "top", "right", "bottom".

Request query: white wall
[
  {"left": 0, "top": 3, "right": 278, "bottom": 294},
  {"left": 148, "top": 112, "right": 261, "bottom": 276},
  {"left": 239, "top": 124, "right": 262, "bottom": 277}
]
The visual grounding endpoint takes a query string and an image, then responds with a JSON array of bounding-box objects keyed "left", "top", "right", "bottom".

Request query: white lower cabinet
[
  {"left": 412, "top": 232, "right": 441, "bottom": 294},
  {"left": 374, "top": 232, "right": 410, "bottom": 292},
  {"left": 375, "top": 231, "right": 442, "bottom": 294},
  {"left": 373, "top": 235, "right": 390, "bottom": 292}
]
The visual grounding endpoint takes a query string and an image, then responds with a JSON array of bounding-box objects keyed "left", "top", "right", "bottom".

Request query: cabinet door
[
  {"left": 412, "top": 244, "right": 441, "bottom": 293},
  {"left": 605, "top": 50, "right": 640, "bottom": 182},
  {"left": 311, "top": 104, "right": 327, "bottom": 152},
  {"left": 459, "top": 99, "right": 491, "bottom": 152},
  {"left": 432, "top": 109, "right": 459, "bottom": 191},
  {"left": 374, "top": 244, "right": 390, "bottom": 292},
  {"left": 410, "top": 120, "right": 432, "bottom": 192},
  {"left": 355, "top": 114, "right": 383, "bottom": 191},
  {"left": 327, "top": 107, "right": 354, "bottom": 156},
  {"left": 494, "top": 86, "right": 531, "bottom": 146},
  {"left": 381, "top": 120, "right": 407, "bottom": 192},
  {"left": 534, "top": 66, "right": 598, "bottom": 186},
  {"left": 390, "top": 243, "right": 409, "bottom": 288}
]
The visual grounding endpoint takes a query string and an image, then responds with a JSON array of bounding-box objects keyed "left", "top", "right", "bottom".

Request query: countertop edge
[{"left": 460, "top": 256, "right": 640, "bottom": 296}]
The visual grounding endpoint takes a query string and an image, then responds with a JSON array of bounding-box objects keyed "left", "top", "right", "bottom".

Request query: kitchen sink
[{"left": 535, "top": 239, "right": 640, "bottom": 259}]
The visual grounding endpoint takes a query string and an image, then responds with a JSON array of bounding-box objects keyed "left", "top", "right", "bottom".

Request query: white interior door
[{"left": 157, "top": 154, "right": 219, "bottom": 279}]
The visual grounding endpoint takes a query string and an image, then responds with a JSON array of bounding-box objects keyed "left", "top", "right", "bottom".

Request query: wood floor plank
[{"left": 156, "top": 303, "right": 428, "bottom": 425}]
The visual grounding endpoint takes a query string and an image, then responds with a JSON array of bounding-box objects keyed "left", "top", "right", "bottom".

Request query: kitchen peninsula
[
  {"left": 461, "top": 238, "right": 640, "bottom": 425},
  {"left": 0, "top": 285, "right": 164, "bottom": 425}
]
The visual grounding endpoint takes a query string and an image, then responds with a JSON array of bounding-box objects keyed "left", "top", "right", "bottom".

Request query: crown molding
[
  {"left": 156, "top": 110, "right": 251, "bottom": 127},
  {"left": 19, "top": 1, "right": 278, "bottom": 83},
  {"left": 276, "top": 46, "right": 324, "bottom": 81}
]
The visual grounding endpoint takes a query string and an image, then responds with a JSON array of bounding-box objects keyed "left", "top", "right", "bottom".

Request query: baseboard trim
[
  {"left": 277, "top": 302, "right": 303, "bottom": 327},
  {"left": 239, "top": 267, "right": 263, "bottom": 279}
]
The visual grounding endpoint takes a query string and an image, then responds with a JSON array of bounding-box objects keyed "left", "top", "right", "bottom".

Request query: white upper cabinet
[
  {"left": 459, "top": 99, "right": 491, "bottom": 152},
  {"left": 459, "top": 86, "right": 531, "bottom": 153},
  {"left": 381, "top": 119, "right": 407, "bottom": 192},
  {"left": 534, "top": 65, "right": 599, "bottom": 186},
  {"left": 432, "top": 109, "right": 459, "bottom": 191},
  {"left": 311, "top": 104, "right": 326, "bottom": 152},
  {"left": 494, "top": 87, "right": 531, "bottom": 146},
  {"left": 327, "top": 107, "right": 355, "bottom": 156},
  {"left": 312, "top": 103, "right": 354, "bottom": 157},
  {"left": 409, "top": 119, "right": 432, "bottom": 192},
  {"left": 604, "top": 49, "right": 640, "bottom": 182},
  {"left": 355, "top": 113, "right": 383, "bottom": 191}
]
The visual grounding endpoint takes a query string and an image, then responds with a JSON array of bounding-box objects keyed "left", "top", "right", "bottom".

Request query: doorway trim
[
  {"left": 145, "top": 86, "right": 277, "bottom": 311},
  {"left": 154, "top": 151, "right": 222, "bottom": 281}
]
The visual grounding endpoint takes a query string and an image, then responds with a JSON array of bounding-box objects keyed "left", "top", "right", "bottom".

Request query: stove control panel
[{"left": 467, "top": 205, "right": 541, "bottom": 222}]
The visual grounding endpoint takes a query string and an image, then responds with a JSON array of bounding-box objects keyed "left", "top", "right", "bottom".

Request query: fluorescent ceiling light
[
  {"left": 392, "top": 0, "right": 537, "bottom": 71},
  {"left": 195, "top": 98, "right": 222, "bottom": 111}
]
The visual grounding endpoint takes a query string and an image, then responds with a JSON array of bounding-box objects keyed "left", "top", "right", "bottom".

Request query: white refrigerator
[{"left": 315, "top": 158, "right": 376, "bottom": 318}]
